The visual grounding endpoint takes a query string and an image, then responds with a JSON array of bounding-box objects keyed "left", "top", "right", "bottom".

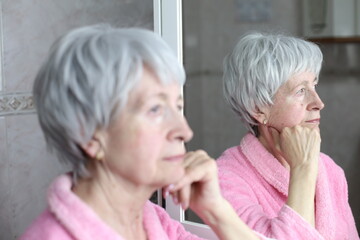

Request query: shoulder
[
  {"left": 216, "top": 133, "right": 259, "bottom": 171},
  {"left": 216, "top": 143, "right": 256, "bottom": 183},
  {"left": 320, "top": 152, "right": 346, "bottom": 177},
  {"left": 20, "top": 209, "right": 73, "bottom": 240},
  {"left": 217, "top": 145, "right": 245, "bottom": 171},
  {"left": 319, "top": 152, "right": 349, "bottom": 195},
  {"left": 216, "top": 146, "right": 259, "bottom": 200},
  {"left": 217, "top": 145, "right": 240, "bottom": 162}
]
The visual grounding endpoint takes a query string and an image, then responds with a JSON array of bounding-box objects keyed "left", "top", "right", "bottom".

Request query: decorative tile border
[{"left": 0, "top": 92, "right": 35, "bottom": 116}]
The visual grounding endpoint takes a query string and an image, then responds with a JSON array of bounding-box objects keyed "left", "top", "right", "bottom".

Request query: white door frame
[{"left": 153, "top": 1, "right": 217, "bottom": 239}]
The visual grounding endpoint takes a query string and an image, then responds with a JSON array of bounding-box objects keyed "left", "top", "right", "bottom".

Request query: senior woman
[
  {"left": 20, "top": 25, "right": 264, "bottom": 240},
  {"left": 217, "top": 32, "right": 359, "bottom": 240}
]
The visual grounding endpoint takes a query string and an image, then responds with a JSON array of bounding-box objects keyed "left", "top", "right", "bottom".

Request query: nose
[
  {"left": 169, "top": 114, "right": 193, "bottom": 143},
  {"left": 308, "top": 90, "right": 325, "bottom": 111}
]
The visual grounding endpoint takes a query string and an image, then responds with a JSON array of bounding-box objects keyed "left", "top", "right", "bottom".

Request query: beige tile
[
  {"left": 0, "top": 116, "right": 12, "bottom": 239},
  {"left": 6, "top": 114, "right": 67, "bottom": 238},
  {"left": 2, "top": 0, "right": 153, "bottom": 92}
]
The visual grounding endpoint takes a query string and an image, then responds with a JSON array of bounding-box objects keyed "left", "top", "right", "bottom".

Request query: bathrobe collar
[
  {"left": 240, "top": 133, "right": 290, "bottom": 196},
  {"left": 47, "top": 174, "right": 169, "bottom": 240}
]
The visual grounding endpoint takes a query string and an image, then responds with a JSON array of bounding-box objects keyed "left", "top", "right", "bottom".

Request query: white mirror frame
[
  {"left": 0, "top": 1, "right": 3, "bottom": 92},
  {"left": 153, "top": 1, "right": 217, "bottom": 239}
]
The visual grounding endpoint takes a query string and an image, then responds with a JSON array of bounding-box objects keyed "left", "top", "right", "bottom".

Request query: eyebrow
[
  {"left": 152, "top": 93, "right": 183, "bottom": 101},
  {"left": 289, "top": 77, "right": 319, "bottom": 91},
  {"left": 134, "top": 92, "right": 183, "bottom": 109}
]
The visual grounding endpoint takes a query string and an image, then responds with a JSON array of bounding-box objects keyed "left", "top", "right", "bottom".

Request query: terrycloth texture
[
  {"left": 19, "top": 174, "right": 203, "bottom": 240},
  {"left": 217, "top": 133, "right": 359, "bottom": 240}
]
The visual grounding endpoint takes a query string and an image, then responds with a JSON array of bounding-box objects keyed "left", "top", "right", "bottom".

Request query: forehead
[
  {"left": 127, "top": 69, "right": 181, "bottom": 106},
  {"left": 283, "top": 72, "right": 317, "bottom": 89}
]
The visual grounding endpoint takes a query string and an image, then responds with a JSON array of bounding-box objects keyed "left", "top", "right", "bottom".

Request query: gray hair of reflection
[
  {"left": 33, "top": 24, "right": 185, "bottom": 179},
  {"left": 223, "top": 32, "right": 323, "bottom": 135}
]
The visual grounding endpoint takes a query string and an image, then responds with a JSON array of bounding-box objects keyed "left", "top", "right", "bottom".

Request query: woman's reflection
[{"left": 217, "top": 32, "right": 359, "bottom": 240}]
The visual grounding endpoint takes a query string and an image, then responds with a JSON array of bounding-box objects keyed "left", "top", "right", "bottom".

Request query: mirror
[{"left": 182, "top": 0, "right": 360, "bottom": 231}]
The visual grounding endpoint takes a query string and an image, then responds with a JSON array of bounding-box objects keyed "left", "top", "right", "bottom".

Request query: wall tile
[
  {"left": 0, "top": 92, "right": 35, "bottom": 116},
  {"left": 0, "top": 117, "right": 12, "bottom": 239},
  {"left": 6, "top": 114, "right": 68, "bottom": 238},
  {"left": 2, "top": 0, "right": 153, "bottom": 92}
]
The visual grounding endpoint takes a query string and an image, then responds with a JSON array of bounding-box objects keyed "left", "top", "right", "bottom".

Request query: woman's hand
[
  {"left": 260, "top": 125, "right": 320, "bottom": 226},
  {"left": 279, "top": 126, "right": 321, "bottom": 172},
  {"left": 269, "top": 125, "right": 321, "bottom": 227},
  {"left": 164, "top": 150, "right": 222, "bottom": 213},
  {"left": 262, "top": 125, "right": 321, "bottom": 172},
  {"left": 163, "top": 150, "right": 260, "bottom": 240}
]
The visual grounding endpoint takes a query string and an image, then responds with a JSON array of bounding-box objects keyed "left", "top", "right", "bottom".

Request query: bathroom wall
[
  {"left": 183, "top": 0, "right": 360, "bottom": 230},
  {"left": 0, "top": 1, "right": 153, "bottom": 239}
]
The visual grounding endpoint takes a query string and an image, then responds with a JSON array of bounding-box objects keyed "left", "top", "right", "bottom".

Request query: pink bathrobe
[
  {"left": 217, "top": 133, "right": 359, "bottom": 240},
  {"left": 20, "top": 174, "right": 203, "bottom": 240}
]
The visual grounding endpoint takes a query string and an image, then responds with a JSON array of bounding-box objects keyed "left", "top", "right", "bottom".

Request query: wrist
[
  {"left": 290, "top": 162, "right": 318, "bottom": 176},
  {"left": 195, "top": 198, "right": 229, "bottom": 226},
  {"left": 197, "top": 198, "right": 260, "bottom": 240}
]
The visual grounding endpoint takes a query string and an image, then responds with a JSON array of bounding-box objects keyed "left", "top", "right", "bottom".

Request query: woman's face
[
  {"left": 102, "top": 68, "right": 193, "bottom": 188},
  {"left": 265, "top": 71, "right": 324, "bottom": 131}
]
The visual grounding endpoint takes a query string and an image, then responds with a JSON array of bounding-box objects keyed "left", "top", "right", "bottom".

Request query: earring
[
  {"left": 95, "top": 150, "right": 104, "bottom": 161},
  {"left": 263, "top": 119, "right": 268, "bottom": 125}
]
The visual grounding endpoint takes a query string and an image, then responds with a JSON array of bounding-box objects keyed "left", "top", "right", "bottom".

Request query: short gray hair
[
  {"left": 223, "top": 32, "right": 323, "bottom": 134},
  {"left": 33, "top": 25, "right": 185, "bottom": 178}
]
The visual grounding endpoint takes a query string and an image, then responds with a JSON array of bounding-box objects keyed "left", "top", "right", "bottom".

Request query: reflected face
[
  {"left": 103, "top": 68, "right": 193, "bottom": 188},
  {"left": 265, "top": 72, "right": 325, "bottom": 131}
]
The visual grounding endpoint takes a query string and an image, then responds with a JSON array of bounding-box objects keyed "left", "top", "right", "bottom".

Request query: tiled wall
[
  {"left": 183, "top": 0, "right": 360, "bottom": 229},
  {"left": 0, "top": 1, "right": 153, "bottom": 239}
]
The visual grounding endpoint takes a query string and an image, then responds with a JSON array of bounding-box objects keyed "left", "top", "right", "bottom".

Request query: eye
[
  {"left": 296, "top": 88, "right": 306, "bottom": 95},
  {"left": 313, "top": 82, "right": 319, "bottom": 89},
  {"left": 149, "top": 105, "right": 163, "bottom": 115},
  {"left": 177, "top": 104, "right": 184, "bottom": 112}
]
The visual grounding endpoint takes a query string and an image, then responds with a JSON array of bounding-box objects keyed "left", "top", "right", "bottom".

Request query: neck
[
  {"left": 72, "top": 162, "right": 155, "bottom": 239},
  {"left": 257, "top": 126, "right": 290, "bottom": 170}
]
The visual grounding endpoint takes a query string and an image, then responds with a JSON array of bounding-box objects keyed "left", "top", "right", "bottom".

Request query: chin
[
  {"left": 300, "top": 122, "right": 320, "bottom": 129},
  {"left": 305, "top": 125, "right": 321, "bottom": 133},
  {"left": 163, "top": 169, "right": 185, "bottom": 185},
  {"left": 310, "top": 124, "right": 320, "bottom": 130}
]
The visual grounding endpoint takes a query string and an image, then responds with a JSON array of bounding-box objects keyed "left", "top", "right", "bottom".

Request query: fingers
[
  {"left": 279, "top": 126, "right": 321, "bottom": 169},
  {"left": 178, "top": 184, "right": 191, "bottom": 209},
  {"left": 173, "top": 150, "right": 215, "bottom": 191},
  {"left": 165, "top": 150, "right": 219, "bottom": 210},
  {"left": 281, "top": 126, "right": 321, "bottom": 146}
]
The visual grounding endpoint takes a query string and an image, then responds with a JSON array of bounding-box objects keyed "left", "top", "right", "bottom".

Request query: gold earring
[
  {"left": 95, "top": 150, "right": 104, "bottom": 161},
  {"left": 263, "top": 119, "right": 268, "bottom": 125}
]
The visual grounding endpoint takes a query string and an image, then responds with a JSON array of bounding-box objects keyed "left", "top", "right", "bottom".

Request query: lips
[
  {"left": 305, "top": 118, "right": 320, "bottom": 123},
  {"left": 164, "top": 154, "right": 185, "bottom": 162}
]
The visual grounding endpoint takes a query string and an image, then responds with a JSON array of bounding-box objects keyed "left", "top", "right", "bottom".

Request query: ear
[
  {"left": 80, "top": 131, "right": 105, "bottom": 159},
  {"left": 252, "top": 105, "right": 270, "bottom": 125}
]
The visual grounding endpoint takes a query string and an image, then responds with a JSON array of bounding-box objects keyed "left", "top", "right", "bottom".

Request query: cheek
[
  {"left": 279, "top": 114, "right": 302, "bottom": 128},
  {"left": 269, "top": 104, "right": 306, "bottom": 129},
  {"left": 129, "top": 130, "right": 164, "bottom": 158}
]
